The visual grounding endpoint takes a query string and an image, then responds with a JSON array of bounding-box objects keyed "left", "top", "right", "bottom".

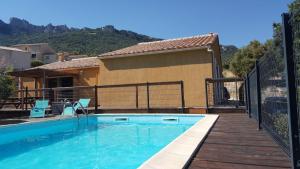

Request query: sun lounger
[{"left": 30, "top": 100, "right": 49, "bottom": 118}]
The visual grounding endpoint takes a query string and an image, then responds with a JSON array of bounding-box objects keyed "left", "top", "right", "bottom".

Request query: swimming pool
[{"left": 0, "top": 114, "right": 215, "bottom": 169}]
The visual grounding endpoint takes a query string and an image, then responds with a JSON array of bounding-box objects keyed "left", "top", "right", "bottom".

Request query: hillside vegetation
[
  {"left": 0, "top": 17, "right": 238, "bottom": 63},
  {"left": 0, "top": 18, "right": 159, "bottom": 56}
]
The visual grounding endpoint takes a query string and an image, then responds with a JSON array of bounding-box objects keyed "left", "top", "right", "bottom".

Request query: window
[{"left": 31, "top": 53, "right": 36, "bottom": 59}]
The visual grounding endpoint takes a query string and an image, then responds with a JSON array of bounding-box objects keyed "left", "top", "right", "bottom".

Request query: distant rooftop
[
  {"left": 12, "top": 43, "right": 49, "bottom": 47},
  {"left": 0, "top": 46, "right": 27, "bottom": 52},
  {"left": 65, "top": 54, "right": 88, "bottom": 61},
  {"left": 99, "top": 33, "right": 218, "bottom": 59}
]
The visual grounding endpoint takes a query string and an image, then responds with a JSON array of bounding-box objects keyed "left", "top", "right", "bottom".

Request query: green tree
[
  {"left": 289, "top": 0, "right": 300, "bottom": 77},
  {"left": 0, "top": 69, "right": 15, "bottom": 100},
  {"left": 230, "top": 40, "right": 266, "bottom": 77},
  {"left": 289, "top": 0, "right": 300, "bottom": 13}
]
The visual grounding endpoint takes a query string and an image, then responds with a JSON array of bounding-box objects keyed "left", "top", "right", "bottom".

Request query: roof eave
[{"left": 98, "top": 45, "right": 211, "bottom": 60}]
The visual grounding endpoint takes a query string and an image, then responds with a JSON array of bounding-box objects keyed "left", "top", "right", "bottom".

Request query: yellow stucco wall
[
  {"left": 72, "top": 68, "right": 99, "bottom": 86},
  {"left": 99, "top": 49, "right": 216, "bottom": 108},
  {"left": 22, "top": 77, "right": 38, "bottom": 90}
]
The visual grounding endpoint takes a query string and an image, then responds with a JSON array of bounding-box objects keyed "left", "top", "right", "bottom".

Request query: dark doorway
[
  {"left": 59, "top": 77, "right": 73, "bottom": 101},
  {"left": 60, "top": 77, "right": 73, "bottom": 87},
  {"left": 47, "top": 77, "right": 73, "bottom": 88},
  {"left": 47, "top": 78, "right": 58, "bottom": 88}
]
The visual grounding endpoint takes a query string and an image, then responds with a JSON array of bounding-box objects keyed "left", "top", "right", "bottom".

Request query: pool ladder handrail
[
  {"left": 62, "top": 100, "right": 88, "bottom": 124},
  {"left": 73, "top": 101, "right": 88, "bottom": 117}
]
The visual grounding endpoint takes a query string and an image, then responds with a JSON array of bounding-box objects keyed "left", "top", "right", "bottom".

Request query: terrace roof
[
  {"left": 9, "top": 57, "right": 100, "bottom": 78},
  {"left": 9, "top": 68, "right": 77, "bottom": 78},
  {"left": 34, "top": 57, "right": 100, "bottom": 70}
]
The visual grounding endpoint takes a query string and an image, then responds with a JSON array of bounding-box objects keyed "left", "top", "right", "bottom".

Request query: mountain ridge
[
  {"left": 0, "top": 17, "right": 238, "bottom": 59},
  {"left": 0, "top": 17, "right": 159, "bottom": 55}
]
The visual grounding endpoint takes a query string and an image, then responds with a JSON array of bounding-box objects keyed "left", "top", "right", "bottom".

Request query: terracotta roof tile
[
  {"left": 99, "top": 33, "right": 218, "bottom": 58},
  {"left": 31, "top": 57, "right": 100, "bottom": 70}
]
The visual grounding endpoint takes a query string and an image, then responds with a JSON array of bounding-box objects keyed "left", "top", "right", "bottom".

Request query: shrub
[
  {"left": 0, "top": 70, "right": 15, "bottom": 100},
  {"left": 274, "top": 114, "right": 289, "bottom": 144},
  {"left": 31, "top": 60, "right": 44, "bottom": 67}
]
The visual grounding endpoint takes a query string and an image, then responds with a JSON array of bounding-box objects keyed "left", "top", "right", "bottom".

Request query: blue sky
[{"left": 0, "top": 0, "right": 293, "bottom": 47}]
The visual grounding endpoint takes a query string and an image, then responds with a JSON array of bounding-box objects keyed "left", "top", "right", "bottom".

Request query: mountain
[
  {"left": 0, "top": 17, "right": 238, "bottom": 61},
  {"left": 0, "top": 17, "right": 159, "bottom": 55},
  {"left": 220, "top": 45, "right": 239, "bottom": 69}
]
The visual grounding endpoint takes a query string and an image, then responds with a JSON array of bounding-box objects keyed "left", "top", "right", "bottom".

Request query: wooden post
[
  {"left": 42, "top": 70, "right": 46, "bottom": 99},
  {"left": 21, "top": 89, "right": 24, "bottom": 110},
  {"left": 146, "top": 82, "right": 150, "bottom": 112},
  {"left": 180, "top": 81, "right": 185, "bottom": 113},
  {"left": 94, "top": 85, "right": 98, "bottom": 113},
  {"left": 135, "top": 85, "right": 139, "bottom": 109},
  {"left": 34, "top": 78, "right": 38, "bottom": 98},
  {"left": 25, "top": 87, "right": 28, "bottom": 111},
  {"left": 52, "top": 88, "right": 56, "bottom": 102}
]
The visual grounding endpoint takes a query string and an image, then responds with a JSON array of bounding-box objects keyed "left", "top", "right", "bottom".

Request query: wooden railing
[{"left": 2, "top": 81, "right": 185, "bottom": 113}]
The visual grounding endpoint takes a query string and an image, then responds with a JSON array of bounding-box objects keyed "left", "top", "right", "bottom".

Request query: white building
[
  {"left": 12, "top": 43, "right": 57, "bottom": 64},
  {"left": 0, "top": 46, "right": 31, "bottom": 70}
]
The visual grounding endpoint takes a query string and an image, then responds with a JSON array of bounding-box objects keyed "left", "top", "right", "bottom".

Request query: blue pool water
[{"left": 0, "top": 114, "right": 203, "bottom": 169}]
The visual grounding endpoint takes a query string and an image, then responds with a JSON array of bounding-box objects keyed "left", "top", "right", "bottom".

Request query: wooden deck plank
[{"left": 187, "top": 113, "right": 291, "bottom": 169}]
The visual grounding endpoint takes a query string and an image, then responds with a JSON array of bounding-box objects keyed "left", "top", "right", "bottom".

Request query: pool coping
[{"left": 138, "top": 114, "right": 219, "bottom": 169}]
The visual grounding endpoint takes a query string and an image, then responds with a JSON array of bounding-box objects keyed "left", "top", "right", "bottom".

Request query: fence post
[
  {"left": 52, "top": 88, "right": 56, "bottom": 102},
  {"left": 205, "top": 79, "right": 209, "bottom": 113},
  {"left": 255, "top": 60, "right": 262, "bottom": 130},
  {"left": 94, "top": 85, "right": 98, "bottom": 114},
  {"left": 235, "top": 78, "right": 238, "bottom": 108},
  {"left": 244, "top": 77, "right": 248, "bottom": 112},
  {"left": 135, "top": 85, "right": 139, "bottom": 109},
  {"left": 180, "top": 81, "right": 185, "bottom": 113},
  {"left": 282, "top": 13, "right": 300, "bottom": 169},
  {"left": 246, "top": 73, "right": 252, "bottom": 118},
  {"left": 21, "top": 88, "right": 24, "bottom": 110},
  {"left": 146, "top": 82, "right": 150, "bottom": 112},
  {"left": 25, "top": 86, "right": 28, "bottom": 111}
]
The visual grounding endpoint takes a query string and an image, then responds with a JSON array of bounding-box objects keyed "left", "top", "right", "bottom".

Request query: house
[
  {"left": 98, "top": 33, "right": 222, "bottom": 111},
  {"left": 0, "top": 46, "right": 31, "bottom": 70},
  {"left": 12, "top": 43, "right": 57, "bottom": 64},
  {"left": 11, "top": 33, "right": 222, "bottom": 112}
]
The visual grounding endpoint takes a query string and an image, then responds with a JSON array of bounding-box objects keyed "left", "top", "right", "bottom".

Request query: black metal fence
[{"left": 246, "top": 12, "right": 300, "bottom": 168}]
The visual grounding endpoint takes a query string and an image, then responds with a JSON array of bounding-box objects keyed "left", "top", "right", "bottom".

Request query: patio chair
[
  {"left": 62, "top": 99, "right": 90, "bottom": 116},
  {"left": 30, "top": 100, "right": 49, "bottom": 118}
]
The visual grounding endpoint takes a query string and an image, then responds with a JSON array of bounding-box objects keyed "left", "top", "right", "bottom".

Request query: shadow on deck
[{"left": 187, "top": 113, "right": 291, "bottom": 169}]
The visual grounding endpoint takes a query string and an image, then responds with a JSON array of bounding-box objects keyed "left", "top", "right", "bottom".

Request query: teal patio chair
[
  {"left": 62, "top": 99, "right": 91, "bottom": 116},
  {"left": 30, "top": 100, "right": 49, "bottom": 118}
]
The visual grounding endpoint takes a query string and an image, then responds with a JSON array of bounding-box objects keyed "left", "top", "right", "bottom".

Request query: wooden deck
[{"left": 188, "top": 113, "right": 291, "bottom": 169}]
